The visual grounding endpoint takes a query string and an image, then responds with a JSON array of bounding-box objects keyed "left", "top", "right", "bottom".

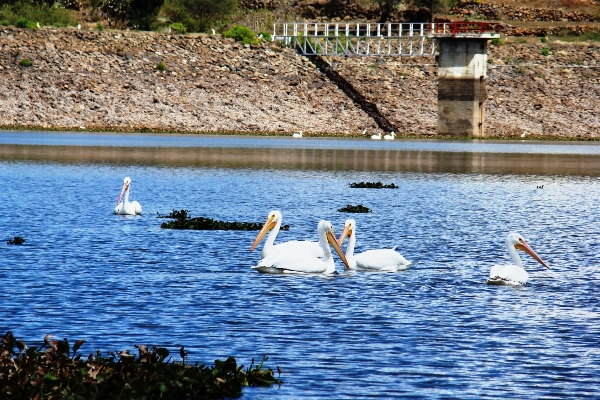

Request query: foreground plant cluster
[{"left": 0, "top": 331, "right": 281, "bottom": 399}]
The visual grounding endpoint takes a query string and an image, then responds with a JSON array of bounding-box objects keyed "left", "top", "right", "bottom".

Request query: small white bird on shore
[
  {"left": 370, "top": 132, "right": 382, "bottom": 140},
  {"left": 77, "top": 24, "right": 81, "bottom": 30},
  {"left": 384, "top": 131, "right": 396, "bottom": 140},
  {"left": 292, "top": 131, "right": 303, "bottom": 138},
  {"left": 36, "top": 22, "right": 40, "bottom": 28},
  {"left": 211, "top": 29, "right": 216, "bottom": 35},
  {"left": 362, "top": 128, "right": 367, "bottom": 135}
]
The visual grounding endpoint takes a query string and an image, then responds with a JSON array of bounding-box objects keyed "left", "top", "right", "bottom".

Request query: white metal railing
[{"left": 272, "top": 22, "right": 443, "bottom": 57}]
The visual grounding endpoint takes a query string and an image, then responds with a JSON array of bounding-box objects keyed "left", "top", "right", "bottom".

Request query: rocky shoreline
[{"left": 0, "top": 27, "right": 598, "bottom": 139}]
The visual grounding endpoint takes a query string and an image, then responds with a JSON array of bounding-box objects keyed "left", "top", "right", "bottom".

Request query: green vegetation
[
  {"left": 223, "top": 25, "right": 259, "bottom": 45},
  {"left": 19, "top": 57, "right": 33, "bottom": 67},
  {"left": 159, "top": 209, "right": 289, "bottom": 230},
  {"left": 0, "top": 331, "right": 281, "bottom": 399},
  {"left": 156, "top": 61, "right": 166, "bottom": 71},
  {"left": 0, "top": 19, "right": 9, "bottom": 25},
  {"left": 541, "top": 47, "right": 550, "bottom": 56},
  {"left": 554, "top": 30, "right": 600, "bottom": 42},
  {"left": 504, "top": 56, "right": 511, "bottom": 64},
  {"left": 161, "top": 0, "right": 237, "bottom": 33},
  {"left": 96, "top": 21, "right": 104, "bottom": 31},
  {"left": 0, "top": 2, "right": 77, "bottom": 28},
  {"left": 258, "top": 31, "right": 272, "bottom": 41},
  {"left": 540, "top": 36, "right": 547, "bottom": 43},
  {"left": 491, "top": 37, "right": 504, "bottom": 46},
  {"left": 169, "top": 21, "right": 186, "bottom": 33},
  {"left": 518, "top": 66, "right": 525, "bottom": 74}
]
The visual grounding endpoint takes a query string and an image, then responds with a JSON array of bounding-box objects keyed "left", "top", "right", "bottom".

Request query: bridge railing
[{"left": 272, "top": 22, "right": 501, "bottom": 56}]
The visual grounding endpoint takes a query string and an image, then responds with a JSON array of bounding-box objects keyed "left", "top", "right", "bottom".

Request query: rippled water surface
[{"left": 1, "top": 133, "right": 599, "bottom": 399}]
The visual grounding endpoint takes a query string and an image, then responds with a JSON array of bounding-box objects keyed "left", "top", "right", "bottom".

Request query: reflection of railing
[{"left": 272, "top": 22, "right": 500, "bottom": 56}]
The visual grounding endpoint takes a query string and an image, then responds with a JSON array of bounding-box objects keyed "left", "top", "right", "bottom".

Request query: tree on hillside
[
  {"left": 161, "top": 0, "right": 237, "bottom": 33},
  {"left": 375, "top": 0, "right": 402, "bottom": 23},
  {"left": 91, "top": 0, "right": 164, "bottom": 29}
]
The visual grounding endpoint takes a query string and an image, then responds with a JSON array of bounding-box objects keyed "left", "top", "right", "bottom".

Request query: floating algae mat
[
  {"left": 338, "top": 204, "right": 371, "bottom": 213},
  {"left": 159, "top": 210, "right": 290, "bottom": 231},
  {"left": 349, "top": 181, "right": 398, "bottom": 189}
]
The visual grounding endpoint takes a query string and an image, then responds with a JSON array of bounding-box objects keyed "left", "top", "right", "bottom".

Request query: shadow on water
[{"left": 1, "top": 144, "right": 600, "bottom": 175}]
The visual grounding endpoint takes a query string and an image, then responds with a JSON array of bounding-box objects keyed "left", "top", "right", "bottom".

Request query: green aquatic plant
[
  {"left": 6, "top": 236, "right": 25, "bottom": 245},
  {"left": 349, "top": 181, "right": 398, "bottom": 189},
  {"left": 158, "top": 209, "right": 289, "bottom": 231},
  {"left": 0, "top": 331, "right": 281, "bottom": 399},
  {"left": 338, "top": 204, "right": 372, "bottom": 213}
]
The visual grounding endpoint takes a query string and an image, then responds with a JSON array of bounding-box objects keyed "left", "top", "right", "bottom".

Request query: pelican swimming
[
  {"left": 370, "top": 132, "right": 382, "bottom": 140},
  {"left": 337, "top": 219, "right": 411, "bottom": 272},
  {"left": 250, "top": 210, "right": 323, "bottom": 259},
  {"left": 384, "top": 131, "right": 396, "bottom": 140},
  {"left": 113, "top": 177, "right": 142, "bottom": 215},
  {"left": 486, "top": 232, "right": 549, "bottom": 285},
  {"left": 252, "top": 220, "right": 349, "bottom": 274}
]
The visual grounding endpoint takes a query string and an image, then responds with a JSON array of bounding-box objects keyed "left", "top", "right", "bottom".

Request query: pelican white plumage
[
  {"left": 337, "top": 219, "right": 411, "bottom": 272},
  {"left": 292, "top": 131, "right": 303, "bottom": 138},
  {"left": 370, "top": 132, "right": 382, "bottom": 140},
  {"left": 252, "top": 220, "right": 349, "bottom": 274},
  {"left": 250, "top": 210, "right": 323, "bottom": 259},
  {"left": 486, "top": 232, "right": 549, "bottom": 285},
  {"left": 384, "top": 131, "right": 396, "bottom": 140},
  {"left": 113, "top": 177, "right": 142, "bottom": 215}
]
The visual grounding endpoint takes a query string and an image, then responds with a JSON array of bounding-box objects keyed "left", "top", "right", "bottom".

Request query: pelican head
[
  {"left": 507, "top": 232, "right": 549, "bottom": 269},
  {"left": 337, "top": 218, "right": 356, "bottom": 246},
  {"left": 250, "top": 210, "right": 282, "bottom": 251},
  {"left": 116, "top": 176, "right": 132, "bottom": 204},
  {"left": 318, "top": 220, "right": 350, "bottom": 269}
]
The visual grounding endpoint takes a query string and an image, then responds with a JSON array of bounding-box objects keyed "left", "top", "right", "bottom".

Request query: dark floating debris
[
  {"left": 537, "top": 185, "right": 544, "bottom": 189},
  {"left": 0, "top": 330, "right": 282, "bottom": 399},
  {"left": 158, "top": 210, "right": 290, "bottom": 231},
  {"left": 7, "top": 236, "right": 25, "bottom": 245},
  {"left": 338, "top": 204, "right": 372, "bottom": 213},
  {"left": 350, "top": 181, "right": 398, "bottom": 189}
]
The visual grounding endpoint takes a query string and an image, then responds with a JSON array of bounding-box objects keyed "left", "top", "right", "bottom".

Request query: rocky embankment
[{"left": 0, "top": 27, "right": 599, "bottom": 138}]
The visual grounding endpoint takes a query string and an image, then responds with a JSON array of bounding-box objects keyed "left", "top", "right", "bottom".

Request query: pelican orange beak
[
  {"left": 337, "top": 225, "right": 352, "bottom": 247},
  {"left": 116, "top": 182, "right": 129, "bottom": 205},
  {"left": 516, "top": 239, "right": 550, "bottom": 269},
  {"left": 328, "top": 229, "right": 350, "bottom": 270},
  {"left": 250, "top": 215, "right": 277, "bottom": 252}
]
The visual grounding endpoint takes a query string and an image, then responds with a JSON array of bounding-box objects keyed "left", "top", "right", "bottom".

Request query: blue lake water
[{"left": 1, "top": 133, "right": 599, "bottom": 399}]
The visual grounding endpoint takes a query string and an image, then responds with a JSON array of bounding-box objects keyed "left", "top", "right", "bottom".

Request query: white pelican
[
  {"left": 292, "top": 131, "right": 303, "bottom": 138},
  {"left": 337, "top": 219, "right": 411, "bottom": 272},
  {"left": 370, "top": 132, "right": 382, "bottom": 140},
  {"left": 250, "top": 210, "right": 323, "bottom": 259},
  {"left": 253, "top": 220, "right": 349, "bottom": 274},
  {"left": 384, "top": 131, "right": 396, "bottom": 140},
  {"left": 113, "top": 177, "right": 142, "bottom": 215},
  {"left": 486, "top": 232, "right": 549, "bottom": 285}
]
